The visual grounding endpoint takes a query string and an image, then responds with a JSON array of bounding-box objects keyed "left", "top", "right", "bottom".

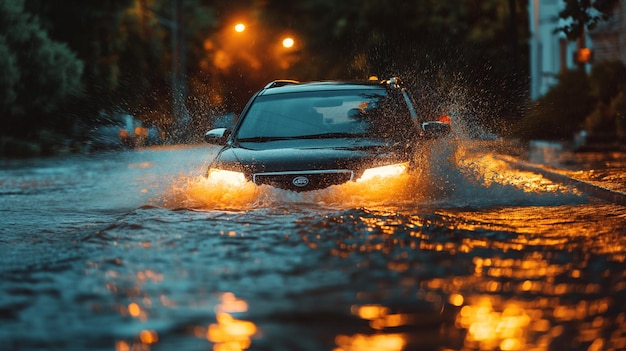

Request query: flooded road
[{"left": 1, "top": 140, "right": 626, "bottom": 351}]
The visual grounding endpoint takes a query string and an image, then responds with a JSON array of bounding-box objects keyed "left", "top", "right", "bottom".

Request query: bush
[
  {"left": 584, "top": 102, "right": 616, "bottom": 140},
  {"left": 512, "top": 60, "right": 626, "bottom": 144},
  {"left": 513, "top": 69, "right": 595, "bottom": 140},
  {"left": 0, "top": 1, "right": 83, "bottom": 139},
  {"left": 589, "top": 60, "right": 626, "bottom": 105},
  {"left": 583, "top": 61, "right": 626, "bottom": 141},
  {"left": 613, "top": 92, "right": 626, "bottom": 142}
]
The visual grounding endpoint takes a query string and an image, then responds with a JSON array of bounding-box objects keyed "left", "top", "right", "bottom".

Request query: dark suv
[{"left": 204, "top": 77, "right": 450, "bottom": 192}]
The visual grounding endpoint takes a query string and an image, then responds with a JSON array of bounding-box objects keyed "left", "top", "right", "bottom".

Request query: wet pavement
[{"left": 1, "top": 139, "right": 626, "bottom": 351}]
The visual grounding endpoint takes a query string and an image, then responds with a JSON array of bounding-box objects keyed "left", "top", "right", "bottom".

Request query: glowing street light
[
  {"left": 282, "top": 37, "right": 294, "bottom": 48},
  {"left": 234, "top": 23, "right": 245, "bottom": 33}
]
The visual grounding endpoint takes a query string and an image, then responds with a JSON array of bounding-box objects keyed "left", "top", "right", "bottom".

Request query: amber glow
[
  {"left": 207, "top": 168, "right": 247, "bottom": 187},
  {"left": 335, "top": 333, "right": 407, "bottom": 351},
  {"left": 450, "top": 293, "right": 464, "bottom": 307},
  {"left": 356, "top": 305, "right": 389, "bottom": 320},
  {"left": 134, "top": 126, "right": 148, "bottom": 137},
  {"left": 439, "top": 114, "right": 451, "bottom": 124},
  {"left": 357, "top": 163, "right": 408, "bottom": 182},
  {"left": 128, "top": 302, "right": 141, "bottom": 317},
  {"left": 282, "top": 37, "right": 294, "bottom": 48},
  {"left": 455, "top": 151, "right": 579, "bottom": 195},
  {"left": 139, "top": 330, "right": 159, "bottom": 344},
  {"left": 234, "top": 23, "right": 245, "bottom": 32},
  {"left": 218, "top": 292, "right": 249, "bottom": 313},
  {"left": 315, "top": 171, "right": 414, "bottom": 207},
  {"left": 456, "top": 297, "right": 532, "bottom": 350},
  {"left": 160, "top": 162, "right": 417, "bottom": 210},
  {"left": 335, "top": 304, "right": 410, "bottom": 350},
  {"left": 313, "top": 162, "right": 413, "bottom": 207},
  {"left": 205, "top": 292, "right": 257, "bottom": 351},
  {"left": 576, "top": 47, "right": 592, "bottom": 63},
  {"left": 115, "top": 341, "right": 130, "bottom": 351},
  {"left": 161, "top": 172, "right": 259, "bottom": 209},
  {"left": 302, "top": 196, "right": 626, "bottom": 351}
]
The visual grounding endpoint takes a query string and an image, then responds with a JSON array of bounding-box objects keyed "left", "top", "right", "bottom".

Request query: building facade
[
  {"left": 529, "top": 0, "right": 626, "bottom": 100},
  {"left": 589, "top": 1, "right": 626, "bottom": 65}
]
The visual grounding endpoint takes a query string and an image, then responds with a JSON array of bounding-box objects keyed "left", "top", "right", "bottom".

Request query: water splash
[{"left": 151, "top": 136, "right": 582, "bottom": 212}]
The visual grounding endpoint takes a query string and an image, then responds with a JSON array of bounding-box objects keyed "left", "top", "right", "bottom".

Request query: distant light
[
  {"left": 234, "top": 23, "right": 245, "bottom": 33},
  {"left": 439, "top": 115, "right": 452, "bottom": 124},
  {"left": 282, "top": 37, "right": 294, "bottom": 48},
  {"left": 128, "top": 303, "right": 141, "bottom": 317},
  {"left": 574, "top": 47, "right": 593, "bottom": 64}
]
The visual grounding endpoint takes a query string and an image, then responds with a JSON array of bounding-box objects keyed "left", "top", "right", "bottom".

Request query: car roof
[{"left": 257, "top": 80, "right": 390, "bottom": 96}]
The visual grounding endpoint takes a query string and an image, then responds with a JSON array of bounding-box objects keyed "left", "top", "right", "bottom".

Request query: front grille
[{"left": 253, "top": 170, "right": 354, "bottom": 192}]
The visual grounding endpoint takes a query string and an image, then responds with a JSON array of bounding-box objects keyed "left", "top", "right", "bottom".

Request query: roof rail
[{"left": 264, "top": 80, "right": 300, "bottom": 89}]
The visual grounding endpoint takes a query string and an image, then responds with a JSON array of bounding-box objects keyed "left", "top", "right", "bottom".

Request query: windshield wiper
[
  {"left": 297, "top": 132, "right": 366, "bottom": 139},
  {"left": 237, "top": 136, "right": 298, "bottom": 142},
  {"left": 237, "top": 133, "right": 366, "bottom": 142}
]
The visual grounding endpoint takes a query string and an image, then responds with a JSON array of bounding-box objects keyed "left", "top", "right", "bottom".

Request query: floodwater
[{"left": 1, "top": 139, "right": 625, "bottom": 351}]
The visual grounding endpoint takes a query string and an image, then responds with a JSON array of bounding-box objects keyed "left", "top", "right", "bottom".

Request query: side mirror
[
  {"left": 204, "top": 128, "right": 230, "bottom": 145},
  {"left": 421, "top": 121, "right": 451, "bottom": 139}
]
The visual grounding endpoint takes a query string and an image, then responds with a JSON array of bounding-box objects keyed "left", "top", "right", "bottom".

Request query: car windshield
[{"left": 236, "top": 89, "right": 413, "bottom": 141}]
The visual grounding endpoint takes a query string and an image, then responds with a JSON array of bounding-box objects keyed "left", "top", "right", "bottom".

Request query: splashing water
[{"left": 150, "top": 133, "right": 582, "bottom": 212}]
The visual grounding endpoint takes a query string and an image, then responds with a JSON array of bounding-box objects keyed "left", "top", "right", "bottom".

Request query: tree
[
  {"left": 584, "top": 60, "right": 626, "bottom": 138},
  {"left": 513, "top": 70, "right": 595, "bottom": 140},
  {"left": 258, "top": 0, "right": 529, "bottom": 130},
  {"left": 556, "top": 0, "right": 620, "bottom": 40},
  {"left": 25, "top": 0, "right": 218, "bottom": 139},
  {"left": 26, "top": 0, "right": 135, "bottom": 114},
  {"left": 0, "top": 0, "right": 83, "bottom": 138}
]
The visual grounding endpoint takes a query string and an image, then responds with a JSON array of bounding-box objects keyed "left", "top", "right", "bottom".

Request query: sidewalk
[
  {"left": 527, "top": 141, "right": 626, "bottom": 194},
  {"left": 497, "top": 140, "right": 626, "bottom": 205}
]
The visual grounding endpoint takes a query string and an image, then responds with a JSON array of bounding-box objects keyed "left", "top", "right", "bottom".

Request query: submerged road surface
[{"left": 1, "top": 140, "right": 625, "bottom": 351}]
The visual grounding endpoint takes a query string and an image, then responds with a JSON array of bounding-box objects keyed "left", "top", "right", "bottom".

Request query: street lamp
[
  {"left": 282, "top": 37, "right": 294, "bottom": 48},
  {"left": 276, "top": 35, "right": 299, "bottom": 70},
  {"left": 234, "top": 23, "right": 245, "bottom": 33}
]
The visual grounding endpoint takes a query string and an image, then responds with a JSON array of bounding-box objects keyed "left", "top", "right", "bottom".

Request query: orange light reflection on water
[
  {"left": 155, "top": 144, "right": 587, "bottom": 211},
  {"left": 456, "top": 151, "right": 579, "bottom": 195},
  {"left": 203, "top": 292, "right": 257, "bottom": 351},
  {"left": 161, "top": 175, "right": 260, "bottom": 209},
  {"left": 334, "top": 333, "right": 407, "bottom": 351},
  {"left": 317, "top": 172, "right": 417, "bottom": 207},
  {"left": 456, "top": 297, "right": 532, "bottom": 350},
  {"left": 114, "top": 329, "right": 159, "bottom": 351},
  {"left": 315, "top": 202, "right": 626, "bottom": 351},
  {"left": 158, "top": 170, "right": 420, "bottom": 210},
  {"left": 334, "top": 304, "right": 414, "bottom": 350}
]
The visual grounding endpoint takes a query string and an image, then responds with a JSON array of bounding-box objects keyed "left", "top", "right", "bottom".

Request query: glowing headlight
[
  {"left": 357, "top": 162, "right": 408, "bottom": 182},
  {"left": 207, "top": 168, "right": 248, "bottom": 187}
]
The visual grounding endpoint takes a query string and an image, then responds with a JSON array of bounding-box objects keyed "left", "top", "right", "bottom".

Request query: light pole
[
  {"left": 276, "top": 35, "right": 299, "bottom": 71},
  {"left": 140, "top": 0, "right": 189, "bottom": 142},
  {"left": 171, "top": 0, "right": 190, "bottom": 142}
]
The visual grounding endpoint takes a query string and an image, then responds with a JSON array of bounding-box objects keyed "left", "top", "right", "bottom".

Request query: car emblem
[{"left": 292, "top": 176, "right": 309, "bottom": 187}]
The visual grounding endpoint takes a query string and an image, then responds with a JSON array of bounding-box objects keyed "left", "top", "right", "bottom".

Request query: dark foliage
[
  {"left": 556, "top": 0, "right": 620, "bottom": 40},
  {"left": 513, "top": 70, "right": 595, "bottom": 140},
  {"left": 3, "top": 0, "right": 535, "bottom": 155}
]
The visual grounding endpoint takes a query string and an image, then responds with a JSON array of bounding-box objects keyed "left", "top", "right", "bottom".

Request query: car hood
[{"left": 214, "top": 138, "right": 409, "bottom": 175}]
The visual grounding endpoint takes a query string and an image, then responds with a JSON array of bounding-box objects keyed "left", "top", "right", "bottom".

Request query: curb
[{"left": 495, "top": 154, "right": 626, "bottom": 206}]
